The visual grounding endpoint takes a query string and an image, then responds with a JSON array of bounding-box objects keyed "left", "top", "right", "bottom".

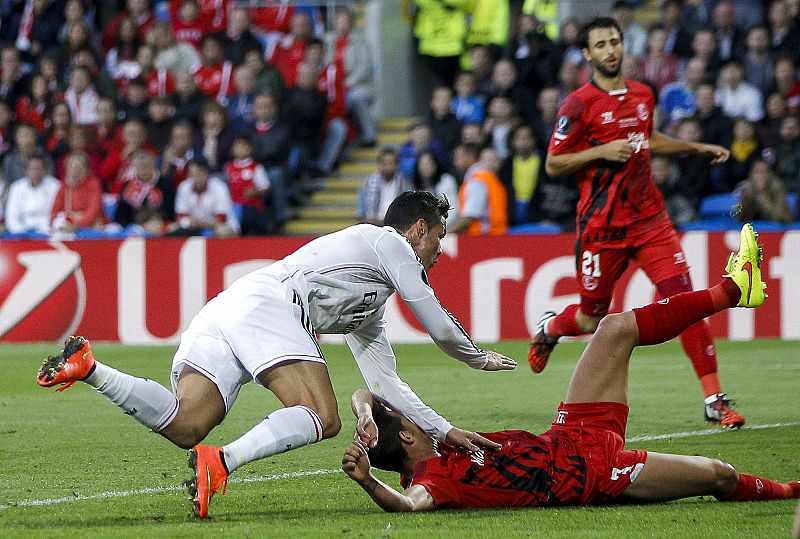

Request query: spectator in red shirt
[
  {"left": 224, "top": 134, "right": 272, "bottom": 235},
  {"left": 133, "top": 44, "right": 176, "bottom": 98},
  {"left": 100, "top": 118, "right": 156, "bottom": 194},
  {"left": 14, "top": 74, "right": 55, "bottom": 134},
  {"left": 774, "top": 54, "right": 800, "bottom": 114},
  {"left": 56, "top": 125, "right": 102, "bottom": 180},
  {"left": 93, "top": 97, "right": 123, "bottom": 161},
  {"left": 170, "top": 0, "right": 209, "bottom": 51},
  {"left": 114, "top": 151, "right": 165, "bottom": 228},
  {"left": 194, "top": 33, "right": 235, "bottom": 103},
  {"left": 51, "top": 150, "right": 103, "bottom": 233},
  {"left": 269, "top": 11, "right": 312, "bottom": 88},
  {"left": 103, "top": 0, "right": 156, "bottom": 54},
  {"left": 305, "top": 40, "right": 348, "bottom": 176}
]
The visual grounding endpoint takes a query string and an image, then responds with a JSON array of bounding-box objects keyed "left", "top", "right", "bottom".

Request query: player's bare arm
[
  {"left": 545, "top": 139, "right": 634, "bottom": 177},
  {"left": 351, "top": 389, "right": 379, "bottom": 448},
  {"left": 650, "top": 130, "right": 730, "bottom": 164},
  {"left": 342, "top": 439, "right": 435, "bottom": 512},
  {"left": 351, "top": 389, "right": 502, "bottom": 452}
]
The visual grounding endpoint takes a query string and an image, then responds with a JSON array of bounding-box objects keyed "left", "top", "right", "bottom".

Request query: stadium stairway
[{"left": 285, "top": 117, "right": 415, "bottom": 235}]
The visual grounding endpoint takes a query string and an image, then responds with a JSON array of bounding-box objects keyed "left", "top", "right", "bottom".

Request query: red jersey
[
  {"left": 171, "top": 17, "right": 207, "bottom": 50},
  {"left": 317, "top": 63, "right": 346, "bottom": 121},
  {"left": 548, "top": 80, "right": 668, "bottom": 245},
  {"left": 144, "top": 69, "right": 175, "bottom": 98},
  {"left": 224, "top": 158, "right": 270, "bottom": 209},
  {"left": 410, "top": 402, "right": 646, "bottom": 510},
  {"left": 194, "top": 63, "right": 235, "bottom": 101},
  {"left": 15, "top": 97, "right": 49, "bottom": 132},
  {"left": 250, "top": 4, "right": 294, "bottom": 33},
  {"left": 169, "top": 0, "right": 229, "bottom": 33},
  {"left": 269, "top": 36, "right": 307, "bottom": 88}
]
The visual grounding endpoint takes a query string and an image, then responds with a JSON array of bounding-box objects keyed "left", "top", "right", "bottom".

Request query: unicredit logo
[{"left": 0, "top": 242, "right": 85, "bottom": 342}]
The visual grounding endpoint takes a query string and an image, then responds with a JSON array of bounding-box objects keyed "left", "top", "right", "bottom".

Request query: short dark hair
[
  {"left": 367, "top": 400, "right": 408, "bottom": 474},
  {"left": 579, "top": 17, "right": 624, "bottom": 49},
  {"left": 383, "top": 191, "right": 450, "bottom": 233}
]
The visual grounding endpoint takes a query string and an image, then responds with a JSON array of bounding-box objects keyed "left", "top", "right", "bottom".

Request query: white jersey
[{"left": 216, "top": 224, "right": 489, "bottom": 439}]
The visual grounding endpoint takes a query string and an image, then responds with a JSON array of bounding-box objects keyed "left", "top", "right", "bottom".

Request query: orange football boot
[
  {"left": 186, "top": 444, "right": 229, "bottom": 518},
  {"left": 36, "top": 336, "right": 96, "bottom": 392}
]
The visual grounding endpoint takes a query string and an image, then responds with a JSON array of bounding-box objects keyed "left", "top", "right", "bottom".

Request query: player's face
[
  {"left": 584, "top": 27, "right": 624, "bottom": 79},
  {"left": 411, "top": 217, "right": 446, "bottom": 271}
]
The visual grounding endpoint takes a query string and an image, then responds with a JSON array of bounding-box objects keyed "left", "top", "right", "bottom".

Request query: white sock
[
  {"left": 85, "top": 361, "right": 179, "bottom": 432},
  {"left": 222, "top": 406, "right": 323, "bottom": 473}
]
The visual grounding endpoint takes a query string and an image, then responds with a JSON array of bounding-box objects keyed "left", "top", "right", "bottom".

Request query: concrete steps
[{"left": 285, "top": 117, "right": 416, "bottom": 236}]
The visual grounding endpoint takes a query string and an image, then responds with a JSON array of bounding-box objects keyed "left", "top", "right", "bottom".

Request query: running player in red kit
[
  {"left": 342, "top": 225, "right": 799, "bottom": 511},
  {"left": 528, "top": 17, "right": 741, "bottom": 428}
]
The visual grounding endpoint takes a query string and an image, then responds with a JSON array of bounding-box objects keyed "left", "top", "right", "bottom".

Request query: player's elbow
[{"left": 544, "top": 159, "right": 558, "bottom": 177}]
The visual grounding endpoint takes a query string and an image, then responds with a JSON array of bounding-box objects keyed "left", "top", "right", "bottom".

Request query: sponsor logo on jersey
[
  {"left": 627, "top": 131, "right": 649, "bottom": 153},
  {"left": 582, "top": 275, "right": 598, "bottom": 291},
  {"left": 601, "top": 111, "right": 614, "bottom": 124},
  {"left": 470, "top": 450, "right": 485, "bottom": 466},
  {"left": 636, "top": 102, "right": 649, "bottom": 121},
  {"left": 673, "top": 252, "right": 686, "bottom": 264},
  {"left": 553, "top": 115, "right": 570, "bottom": 140},
  {"left": 343, "top": 291, "right": 378, "bottom": 333},
  {"left": 555, "top": 410, "right": 568, "bottom": 424}
]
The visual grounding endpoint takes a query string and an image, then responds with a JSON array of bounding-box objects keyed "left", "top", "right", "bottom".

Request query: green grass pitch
[{"left": 1, "top": 339, "right": 798, "bottom": 537}]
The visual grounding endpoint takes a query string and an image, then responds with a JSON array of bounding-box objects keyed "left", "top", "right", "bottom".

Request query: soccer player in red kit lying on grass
[{"left": 342, "top": 224, "right": 799, "bottom": 511}]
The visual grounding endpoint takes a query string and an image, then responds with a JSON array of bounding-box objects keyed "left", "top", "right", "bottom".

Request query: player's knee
[
  {"left": 595, "top": 313, "right": 627, "bottom": 339},
  {"left": 711, "top": 460, "right": 739, "bottom": 493},
  {"left": 319, "top": 412, "right": 342, "bottom": 439},
  {"left": 168, "top": 420, "right": 211, "bottom": 449}
]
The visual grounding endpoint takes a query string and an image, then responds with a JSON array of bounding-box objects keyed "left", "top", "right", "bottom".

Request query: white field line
[{"left": 2, "top": 422, "right": 798, "bottom": 511}]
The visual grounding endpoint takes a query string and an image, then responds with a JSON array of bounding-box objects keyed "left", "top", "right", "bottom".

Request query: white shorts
[{"left": 171, "top": 277, "right": 325, "bottom": 413}]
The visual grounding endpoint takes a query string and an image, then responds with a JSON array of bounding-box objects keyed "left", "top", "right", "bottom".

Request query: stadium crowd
[
  {"left": 1, "top": 0, "right": 800, "bottom": 238},
  {"left": 0, "top": 0, "right": 376, "bottom": 237},
  {"left": 360, "top": 0, "right": 800, "bottom": 234}
]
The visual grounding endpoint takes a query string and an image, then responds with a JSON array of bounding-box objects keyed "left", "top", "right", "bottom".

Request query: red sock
[
  {"left": 679, "top": 321, "right": 720, "bottom": 395},
  {"left": 547, "top": 304, "right": 582, "bottom": 338},
  {"left": 634, "top": 289, "right": 719, "bottom": 345},
  {"left": 717, "top": 474, "right": 799, "bottom": 501}
]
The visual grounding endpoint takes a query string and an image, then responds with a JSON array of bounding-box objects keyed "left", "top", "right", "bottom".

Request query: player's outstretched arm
[
  {"left": 650, "top": 130, "right": 730, "bottom": 164},
  {"left": 545, "top": 139, "right": 633, "bottom": 177},
  {"left": 342, "top": 439, "right": 434, "bottom": 512},
  {"left": 482, "top": 350, "right": 516, "bottom": 371}
]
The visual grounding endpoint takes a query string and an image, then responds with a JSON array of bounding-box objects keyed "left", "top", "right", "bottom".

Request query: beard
[{"left": 593, "top": 58, "right": 621, "bottom": 78}]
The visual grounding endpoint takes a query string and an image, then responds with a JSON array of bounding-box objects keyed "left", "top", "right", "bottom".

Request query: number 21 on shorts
[{"left": 581, "top": 250, "right": 601, "bottom": 277}]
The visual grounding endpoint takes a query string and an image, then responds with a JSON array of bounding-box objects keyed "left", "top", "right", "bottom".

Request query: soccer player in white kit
[{"left": 37, "top": 191, "right": 518, "bottom": 518}]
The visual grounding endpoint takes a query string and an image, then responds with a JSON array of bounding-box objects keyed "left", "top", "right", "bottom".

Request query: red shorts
[
  {"left": 576, "top": 220, "right": 689, "bottom": 317},
  {"left": 544, "top": 401, "right": 648, "bottom": 504}
]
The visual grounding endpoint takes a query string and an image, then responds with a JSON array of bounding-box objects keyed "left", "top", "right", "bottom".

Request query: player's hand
[
  {"left": 482, "top": 350, "right": 516, "bottom": 371},
  {"left": 342, "top": 439, "right": 372, "bottom": 482},
  {"left": 696, "top": 143, "right": 730, "bottom": 164},
  {"left": 602, "top": 139, "right": 634, "bottom": 162},
  {"left": 446, "top": 427, "right": 502, "bottom": 452},
  {"left": 355, "top": 414, "right": 379, "bottom": 448}
]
